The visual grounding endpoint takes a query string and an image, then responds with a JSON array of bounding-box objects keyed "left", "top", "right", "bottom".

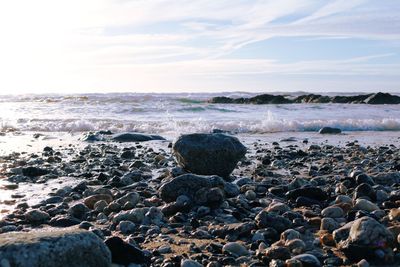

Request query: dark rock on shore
[
  {"left": 105, "top": 236, "right": 150, "bottom": 265},
  {"left": 159, "top": 174, "right": 227, "bottom": 205},
  {"left": 0, "top": 227, "right": 111, "bottom": 267},
  {"left": 22, "top": 166, "right": 49, "bottom": 177},
  {"left": 173, "top": 133, "right": 246, "bottom": 178},
  {"left": 112, "top": 132, "right": 165, "bottom": 142},
  {"left": 286, "top": 187, "right": 328, "bottom": 201}
]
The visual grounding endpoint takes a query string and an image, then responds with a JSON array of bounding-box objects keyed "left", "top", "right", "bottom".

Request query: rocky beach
[{"left": 0, "top": 129, "right": 399, "bottom": 267}]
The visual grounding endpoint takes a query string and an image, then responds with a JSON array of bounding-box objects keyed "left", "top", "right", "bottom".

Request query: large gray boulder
[
  {"left": 0, "top": 227, "right": 111, "bottom": 267},
  {"left": 173, "top": 133, "right": 246, "bottom": 178},
  {"left": 339, "top": 216, "right": 394, "bottom": 262}
]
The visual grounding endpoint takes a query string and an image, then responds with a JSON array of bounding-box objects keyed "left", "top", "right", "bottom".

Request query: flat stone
[
  {"left": 222, "top": 242, "right": 249, "bottom": 257},
  {"left": 0, "top": 227, "right": 111, "bottom": 267},
  {"left": 354, "top": 199, "right": 379, "bottom": 212},
  {"left": 289, "top": 254, "right": 321, "bottom": 267},
  {"left": 112, "top": 132, "right": 165, "bottom": 142}
]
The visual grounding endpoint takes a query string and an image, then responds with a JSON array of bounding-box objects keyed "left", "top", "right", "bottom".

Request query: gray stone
[
  {"left": 115, "top": 192, "right": 140, "bottom": 207},
  {"left": 255, "top": 211, "right": 292, "bottom": 233},
  {"left": 25, "top": 209, "right": 50, "bottom": 223},
  {"left": 321, "top": 206, "right": 344, "bottom": 218},
  {"left": 280, "top": 229, "right": 300, "bottom": 241},
  {"left": 222, "top": 242, "right": 249, "bottom": 257},
  {"left": 354, "top": 199, "right": 379, "bottom": 212},
  {"left": 0, "top": 227, "right": 111, "bottom": 267},
  {"left": 333, "top": 221, "right": 354, "bottom": 243},
  {"left": 117, "top": 221, "right": 136, "bottom": 234},
  {"left": 289, "top": 254, "right": 321, "bottom": 267},
  {"left": 339, "top": 217, "right": 394, "bottom": 261},
  {"left": 159, "top": 174, "right": 226, "bottom": 203},
  {"left": 320, "top": 217, "right": 339, "bottom": 232},
  {"left": 285, "top": 239, "right": 306, "bottom": 254},
  {"left": 173, "top": 133, "right": 246, "bottom": 178},
  {"left": 181, "top": 259, "right": 203, "bottom": 267},
  {"left": 112, "top": 208, "right": 145, "bottom": 224},
  {"left": 68, "top": 203, "right": 89, "bottom": 220}
]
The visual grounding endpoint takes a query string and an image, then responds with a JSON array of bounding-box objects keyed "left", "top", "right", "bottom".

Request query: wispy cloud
[{"left": 0, "top": 0, "right": 399, "bottom": 93}]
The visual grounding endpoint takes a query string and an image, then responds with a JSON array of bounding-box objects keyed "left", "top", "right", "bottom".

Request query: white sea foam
[{"left": 0, "top": 93, "right": 399, "bottom": 135}]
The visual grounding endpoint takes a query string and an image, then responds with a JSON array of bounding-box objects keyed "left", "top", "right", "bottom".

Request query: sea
[
  {"left": 0, "top": 92, "right": 399, "bottom": 135},
  {"left": 0, "top": 91, "right": 399, "bottom": 213}
]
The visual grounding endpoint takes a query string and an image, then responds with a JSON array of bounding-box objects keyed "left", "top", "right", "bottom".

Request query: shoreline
[{"left": 0, "top": 130, "right": 399, "bottom": 266}]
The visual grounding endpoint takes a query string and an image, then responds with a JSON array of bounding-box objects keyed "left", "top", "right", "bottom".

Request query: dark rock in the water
[
  {"left": 159, "top": 174, "right": 226, "bottom": 206},
  {"left": 339, "top": 216, "right": 394, "bottom": 262},
  {"left": 209, "top": 94, "right": 292, "bottom": 104},
  {"left": 81, "top": 132, "right": 103, "bottom": 142},
  {"left": 0, "top": 227, "right": 111, "bottom": 267},
  {"left": 294, "top": 94, "right": 330, "bottom": 104},
  {"left": 104, "top": 236, "right": 150, "bottom": 265},
  {"left": 22, "top": 167, "right": 49, "bottom": 177},
  {"left": 112, "top": 132, "right": 165, "bottom": 142},
  {"left": 364, "top": 92, "right": 400, "bottom": 104},
  {"left": 331, "top": 94, "right": 371, "bottom": 104},
  {"left": 286, "top": 187, "right": 328, "bottom": 201},
  {"left": 173, "top": 133, "right": 246, "bottom": 178},
  {"left": 209, "top": 92, "right": 400, "bottom": 105},
  {"left": 247, "top": 94, "right": 292, "bottom": 104},
  {"left": 318, "top": 127, "right": 342, "bottom": 134}
]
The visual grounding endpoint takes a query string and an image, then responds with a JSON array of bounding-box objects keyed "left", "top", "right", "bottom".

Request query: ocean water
[{"left": 0, "top": 92, "right": 399, "bottom": 136}]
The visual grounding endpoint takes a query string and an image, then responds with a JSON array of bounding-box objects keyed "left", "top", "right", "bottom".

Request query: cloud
[{"left": 0, "top": 0, "right": 399, "bottom": 93}]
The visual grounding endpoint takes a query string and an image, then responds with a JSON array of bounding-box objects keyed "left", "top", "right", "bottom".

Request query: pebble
[
  {"left": 289, "top": 254, "right": 321, "bottom": 267},
  {"left": 181, "top": 259, "right": 203, "bottom": 267},
  {"left": 321, "top": 206, "right": 344, "bottom": 218},
  {"left": 222, "top": 242, "right": 249, "bottom": 257},
  {"left": 25, "top": 209, "right": 50, "bottom": 223},
  {"left": 353, "top": 199, "right": 380, "bottom": 212}
]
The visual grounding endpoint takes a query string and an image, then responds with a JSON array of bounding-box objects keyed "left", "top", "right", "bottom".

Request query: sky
[{"left": 0, "top": 0, "right": 399, "bottom": 94}]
